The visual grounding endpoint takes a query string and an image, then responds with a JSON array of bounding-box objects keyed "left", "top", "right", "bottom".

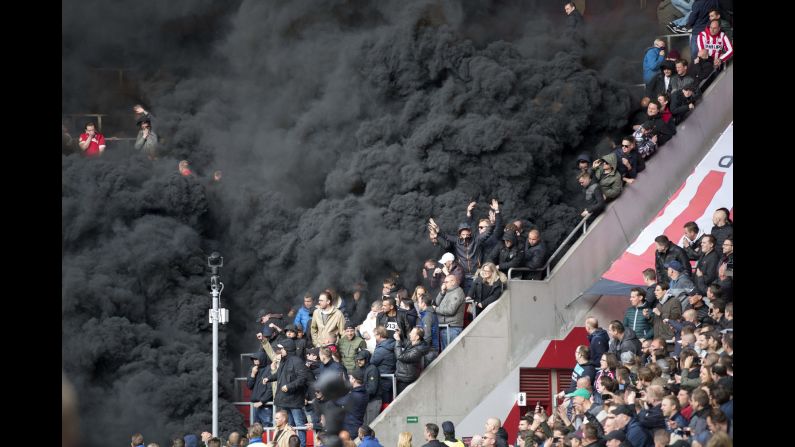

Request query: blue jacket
[
  {"left": 686, "top": 0, "right": 720, "bottom": 34},
  {"left": 359, "top": 436, "right": 384, "bottom": 447},
  {"left": 294, "top": 306, "right": 313, "bottom": 333},
  {"left": 625, "top": 417, "right": 653, "bottom": 447},
  {"left": 643, "top": 46, "right": 664, "bottom": 84},
  {"left": 339, "top": 385, "right": 369, "bottom": 436},
  {"left": 587, "top": 328, "right": 610, "bottom": 366},
  {"left": 371, "top": 338, "right": 397, "bottom": 375},
  {"left": 418, "top": 308, "right": 440, "bottom": 351}
]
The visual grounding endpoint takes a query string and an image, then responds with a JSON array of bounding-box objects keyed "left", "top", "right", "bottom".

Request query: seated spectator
[
  {"left": 468, "top": 262, "right": 506, "bottom": 315},
  {"left": 615, "top": 137, "right": 642, "bottom": 185},
  {"left": 134, "top": 118, "right": 158, "bottom": 159},
  {"left": 657, "top": 93, "right": 673, "bottom": 124},
  {"left": 642, "top": 101, "right": 677, "bottom": 145},
  {"left": 697, "top": 19, "right": 733, "bottom": 70},
  {"left": 691, "top": 49, "right": 716, "bottom": 89},
  {"left": 671, "top": 59, "right": 696, "bottom": 93},
  {"left": 670, "top": 84, "right": 698, "bottom": 124},
  {"left": 645, "top": 60, "right": 675, "bottom": 99},
  {"left": 577, "top": 171, "right": 606, "bottom": 221},
  {"left": 632, "top": 121, "right": 659, "bottom": 159},
  {"left": 393, "top": 327, "right": 429, "bottom": 395},
  {"left": 643, "top": 39, "right": 667, "bottom": 84},
  {"left": 78, "top": 122, "right": 106, "bottom": 157},
  {"left": 592, "top": 153, "right": 623, "bottom": 201}
]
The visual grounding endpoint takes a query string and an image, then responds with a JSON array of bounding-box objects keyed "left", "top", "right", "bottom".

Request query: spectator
[
  {"left": 694, "top": 235, "right": 719, "bottom": 294},
  {"left": 399, "top": 294, "right": 419, "bottom": 329},
  {"left": 247, "top": 423, "right": 266, "bottom": 447},
  {"left": 661, "top": 394, "right": 689, "bottom": 436},
  {"left": 697, "top": 20, "right": 733, "bottom": 70},
  {"left": 431, "top": 253, "right": 465, "bottom": 291},
  {"left": 594, "top": 353, "right": 619, "bottom": 402},
  {"left": 523, "top": 229, "right": 549, "bottom": 280},
  {"left": 679, "top": 221, "right": 704, "bottom": 261},
  {"left": 294, "top": 294, "right": 315, "bottom": 335},
  {"left": 62, "top": 124, "right": 78, "bottom": 155},
  {"left": 78, "top": 122, "right": 106, "bottom": 157},
  {"left": 643, "top": 101, "right": 677, "bottom": 146},
  {"left": 686, "top": 0, "right": 721, "bottom": 63},
  {"left": 632, "top": 121, "right": 658, "bottom": 160},
  {"left": 670, "top": 84, "right": 698, "bottom": 124},
  {"left": 615, "top": 137, "right": 642, "bottom": 185},
  {"left": 624, "top": 288, "right": 654, "bottom": 341},
  {"left": 358, "top": 301, "right": 382, "bottom": 353},
  {"left": 421, "top": 259, "right": 441, "bottom": 297},
  {"left": 132, "top": 434, "right": 145, "bottom": 447},
  {"left": 133, "top": 104, "right": 155, "bottom": 128},
  {"left": 634, "top": 384, "right": 667, "bottom": 435},
  {"left": 134, "top": 118, "right": 158, "bottom": 159},
  {"left": 338, "top": 323, "right": 366, "bottom": 373},
  {"left": 484, "top": 418, "right": 509, "bottom": 447},
  {"left": 643, "top": 39, "right": 667, "bottom": 84},
  {"left": 370, "top": 326, "right": 397, "bottom": 404},
  {"left": 654, "top": 235, "right": 692, "bottom": 284},
  {"left": 564, "top": 1, "right": 584, "bottom": 34},
  {"left": 557, "top": 346, "right": 597, "bottom": 402},
  {"left": 441, "top": 421, "right": 465, "bottom": 447},
  {"left": 415, "top": 294, "right": 440, "bottom": 362},
  {"left": 272, "top": 410, "right": 299, "bottom": 447},
  {"left": 339, "top": 371, "right": 368, "bottom": 439},
  {"left": 686, "top": 290, "right": 711, "bottom": 325},
  {"left": 422, "top": 423, "right": 444, "bottom": 447},
  {"left": 226, "top": 432, "right": 241, "bottom": 447},
  {"left": 428, "top": 199, "right": 502, "bottom": 292},
  {"left": 657, "top": 93, "right": 673, "bottom": 124},
  {"left": 666, "top": 0, "right": 695, "bottom": 33},
  {"left": 709, "top": 208, "right": 732, "bottom": 254},
  {"left": 394, "top": 326, "right": 430, "bottom": 395},
  {"left": 311, "top": 291, "right": 346, "bottom": 348},
  {"left": 645, "top": 60, "right": 674, "bottom": 99},
  {"left": 212, "top": 170, "right": 223, "bottom": 183},
  {"left": 603, "top": 430, "right": 627, "bottom": 447},
  {"left": 489, "top": 231, "right": 525, "bottom": 275},
  {"left": 349, "top": 283, "right": 371, "bottom": 327},
  {"left": 264, "top": 339, "right": 311, "bottom": 447},
  {"left": 642, "top": 268, "right": 658, "bottom": 305},
  {"left": 650, "top": 281, "right": 682, "bottom": 343},
  {"left": 318, "top": 347, "right": 348, "bottom": 381},
  {"left": 718, "top": 237, "right": 732, "bottom": 271},
  {"left": 691, "top": 49, "right": 716, "bottom": 89},
  {"left": 585, "top": 316, "right": 610, "bottom": 366},
  {"left": 578, "top": 171, "right": 606, "bottom": 221},
  {"left": 398, "top": 432, "right": 413, "bottom": 447},
  {"left": 376, "top": 296, "right": 411, "bottom": 340},
  {"left": 358, "top": 426, "right": 382, "bottom": 447},
  {"left": 247, "top": 350, "right": 274, "bottom": 427},
  {"left": 665, "top": 261, "right": 696, "bottom": 309},
  {"left": 469, "top": 262, "right": 506, "bottom": 314},
  {"left": 179, "top": 160, "right": 193, "bottom": 176},
  {"left": 172, "top": 438, "right": 185, "bottom": 447},
  {"left": 688, "top": 389, "right": 712, "bottom": 439},
  {"left": 611, "top": 404, "right": 652, "bottom": 447},
  {"left": 592, "top": 153, "right": 623, "bottom": 201},
  {"left": 607, "top": 321, "right": 642, "bottom": 356},
  {"left": 353, "top": 350, "right": 381, "bottom": 426},
  {"left": 671, "top": 59, "right": 696, "bottom": 93},
  {"left": 434, "top": 274, "right": 466, "bottom": 350}
]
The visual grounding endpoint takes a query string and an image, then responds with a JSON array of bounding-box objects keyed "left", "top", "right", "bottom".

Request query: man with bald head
[
  {"left": 484, "top": 417, "right": 509, "bottom": 447},
  {"left": 435, "top": 274, "right": 466, "bottom": 351},
  {"left": 523, "top": 229, "right": 548, "bottom": 280},
  {"left": 585, "top": 316, "right": 610, "bottom": 366},
  {"left": 709, "top": 208, "right": 732, "bottom": 255}
]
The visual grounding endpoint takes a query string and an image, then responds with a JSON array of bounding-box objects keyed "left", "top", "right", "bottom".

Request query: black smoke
[{"left": 63, "top": 1, "right": 659, "bottom": 445}]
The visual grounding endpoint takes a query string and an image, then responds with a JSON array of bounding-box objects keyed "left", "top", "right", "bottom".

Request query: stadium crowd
[{"left": 68, "top": 2, "right": 733, "bottom": 447}]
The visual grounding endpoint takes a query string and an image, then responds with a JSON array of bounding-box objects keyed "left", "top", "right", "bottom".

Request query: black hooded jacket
[
  {"left": 437, "top": 213, "right": 503, "bottom": 276},
  {"left": 267, "top": 350, "right": 311, "bottom": 409},
  {"left": 247, "top": 350, "right": 274, "bottom": 404},
  {"left": 354, "top": 350, "right": 381, "bottom": 401}
]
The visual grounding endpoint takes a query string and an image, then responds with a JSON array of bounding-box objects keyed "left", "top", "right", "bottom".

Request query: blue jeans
[
  {"left": 255, "top": 404, "right": 273, "bottom": 427},
  {"left": 282, "top": 407, "right": 308, "bottom": 447},
  {"left": 440, "top": 326, "right": 462, "bottom": 351},
  {"left": 671, "top": 0, "right": 692, "bottom": 27}
]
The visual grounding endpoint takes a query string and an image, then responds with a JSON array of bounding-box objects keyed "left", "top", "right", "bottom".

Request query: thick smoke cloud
[{"left": 63, "top": 1, "right": 658, "bottom": 445}]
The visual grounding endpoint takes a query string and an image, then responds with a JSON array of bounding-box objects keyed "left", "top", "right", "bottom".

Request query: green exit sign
[{"left": 407, "top": 416, "right": 419, "bottom": 423}]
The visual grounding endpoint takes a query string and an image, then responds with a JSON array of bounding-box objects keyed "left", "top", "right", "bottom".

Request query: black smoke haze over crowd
[{"left": 63, "top": 1, "right": 656, "bottom": 444}]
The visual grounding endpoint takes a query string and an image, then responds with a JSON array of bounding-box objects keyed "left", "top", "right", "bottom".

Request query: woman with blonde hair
[
  {"left": 468, "top": 262, "right": 506, "bottom": 317},
  {"left": 397, "top": 431, "right": 413, "bottom": 447}
]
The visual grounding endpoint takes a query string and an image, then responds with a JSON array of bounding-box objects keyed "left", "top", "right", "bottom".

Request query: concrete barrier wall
[{"left": 370, "top": 66, "right": 732, "bottom": 444}]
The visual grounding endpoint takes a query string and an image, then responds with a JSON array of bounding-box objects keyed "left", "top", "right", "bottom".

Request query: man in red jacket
[{"left": 78, "top": 122, "right": 106, "bottom": 157}]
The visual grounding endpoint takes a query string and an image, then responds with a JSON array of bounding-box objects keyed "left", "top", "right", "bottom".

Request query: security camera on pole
[{"left": 208, "top": 252, "right": 229, "bottom": 437}]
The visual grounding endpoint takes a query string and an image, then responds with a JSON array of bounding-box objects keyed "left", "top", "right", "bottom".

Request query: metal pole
[{"left": 212, "top": 283, "right": 219, "bottom": 437}]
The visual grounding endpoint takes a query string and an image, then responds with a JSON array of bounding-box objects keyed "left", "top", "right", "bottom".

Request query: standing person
[
  {"left": 358, "top": 301, "right": 382, "bottom": 353},
  {"left": 650, "top": 281, "right": 682, "bottom": 343},
  {"left": 338, "top": 323, "right": 366, "bottom": 373},
  {"left": 398, "top": 432, "right": 414, "bottom": 447},
  {"left": 434, "top": 274, "right": 466, "bottom": 351},
  {"left": 375, "top": 296, "right": 410, "bottom": 340},
  {"left": 585, "top": 317, "right": 610, "bottom": 366},
  {"left": 422, "top": 424, "right": 445, "bottom": 447},
  {"left": 557, "top": 346, "right": 597, "bottom": 399},
  {"left": 78, "top": 122, "right": 106, "bottom": 157},
  {"left": 654, "top": 235, "right": 692, "bottom": 284},
  {"left": 523, "top": 229, "right": 549, "bottom": 280},
  {"left": 370, "top": 327, "right": 397, "bottom": 404},
  {"left": 263, "top": 339, "right": 311, "bottom": 447},
  {"left": 643, "top": 39, "right": 666, "bottom": 84},
  {"left": 338, "top": 370, "right": 369, "bottom": 439},
  {"left": 563, "top": 1, "right": 584, "bottom": 33},
  {"left": 311, "top": 292, "right": 346, "bottom": 348},
  {"left": 348, "top": 283, "right": 371, "bottom": 327},
  {"left": 271, "top": 410, "right": 299, "bottom": 447},
  {"left": 578, "top": 171, "right": 606, "bottom": 221},
  {"left": 294, "top": 294, "right": 315, "bottom": 335},
  {"left": 416, "top": 295, "right": 440, "bottom": 361},
  {"left": 685, "top": 0, "right": 721, "bottom": 64},
  {"left": 354, "top": 350, "right": 381, "bottom": 426},
  {"left": 441, "top": 421, "right": 465, "bottom": 447},
  {"left": 358, "top": 426, "right": 383, "bottom": 447},
  {"left": 694, "top": 235, "right": 719, "bottom": 295},
  {"left": 394, "top": 327, "right": 430, "bottom": 395},
  {"left": 134, "top": 118, "right": 158, "bottom": 159},
  {"left": 468, "top": 262, "right": 506, "bottom": 316},
  {"left": 247, "top": 350, "right": 274, "bottom": 428}
]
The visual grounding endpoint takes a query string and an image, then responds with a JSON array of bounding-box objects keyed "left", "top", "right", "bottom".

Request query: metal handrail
[
  {"left": 508, "top": 216, "right": 589, "bottom": 281},
  {"left": 381, "top": 373, "right": 397, "bottom": 401},
  {"left": 437, "top": 324, "right": 452, "bottom": 349}
]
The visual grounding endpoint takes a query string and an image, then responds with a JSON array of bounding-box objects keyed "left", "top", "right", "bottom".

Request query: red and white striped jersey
[{"left": 697, "top": 30, "right": 734, "bottom": 62}]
